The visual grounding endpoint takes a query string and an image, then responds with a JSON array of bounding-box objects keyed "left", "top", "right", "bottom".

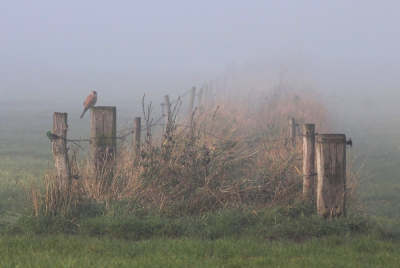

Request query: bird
[{"left": 80, "top": 91, "right": 97, "bottom": 118}]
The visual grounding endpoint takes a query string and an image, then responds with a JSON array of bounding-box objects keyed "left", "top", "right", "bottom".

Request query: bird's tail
[{"left": 80, "top": 106, "right": 90, "bottom": 118}]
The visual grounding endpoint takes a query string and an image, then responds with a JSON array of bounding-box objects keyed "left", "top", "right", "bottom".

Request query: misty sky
[{"left": 1, "top": 1, "right": 399, "bottom": 110}]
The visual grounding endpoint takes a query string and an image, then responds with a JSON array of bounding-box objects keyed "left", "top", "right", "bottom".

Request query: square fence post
[
  {"left": 316, "top": 134, "right": 346, "bottom": 218},
  {"left": 91, "top": 106, "right": 117, "bottom": 180}
]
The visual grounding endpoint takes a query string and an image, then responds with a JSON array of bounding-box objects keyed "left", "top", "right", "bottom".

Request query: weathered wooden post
[
  {"left": 52, "top": 112, "right": 71, "bottom": 194},
  {"left": 303, "top": 124, "right": 315, "bottom": 199},
  {"left": 188, "top": 86, "right": 196, "bottom": 118},
  {"left": 198, "top": 86, "right": 204, "bottom": 112},
  {"left": 91, "top": 107, "right": 117, "bottom": 179},
  {"left": 163, "top": 95, "right": 173, "bottom": 150},
  {"left": 290, "top": 118, "right": 296, "bottom": 146},
  {"left": 164, "top": 95, "right": 172, "bottom": 127},
  {"left": 316, "top": 134, "right": 346, "bottom": 218},
  {"left": 134, "top": 117, "right": 141, "bottom": 160}
]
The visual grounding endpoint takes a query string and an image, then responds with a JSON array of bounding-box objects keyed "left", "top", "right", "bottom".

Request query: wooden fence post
[
  {"left": 52, "top": 112, "right": 71, "bottom": 194},
  {"left": 198, "top": 86, "right": 203, "bottom": 113},
  {"left": 316, "top": 134, "right": 346, "bottom": 218},
  {"left": 290, "top": 118, "right": 296, "bottom": 146},
  {"left": 303, "top": 124, "right": 315, "bottom": 199},
  {"left": 164, "top": 95, "right": 172, "bottom": 128},
  {"left": 188, "top": 86, "right": 196, "bottom": 118},
  {"left": 134, "top": 117, "right": 141, "bottom": 160},
  {"left": 91, "top": 106, "right": 117, "bottom": 179}
]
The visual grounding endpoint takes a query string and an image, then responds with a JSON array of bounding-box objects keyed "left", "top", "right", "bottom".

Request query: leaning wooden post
[
  {"left": 164, "top": 95, "right": 172, "bottom": 126},
  {"left": 290, "top": 118, "right": 296, "bottom": 146},
  {"left": 198, "top": 86, "right": 204, "bottom": 112},
  {"left": 303, "top": 124, "right": 315, "bottom": 199},
  {"left": 188, "top": 86, "right": 196, "bottom": 118},
  {"left": 134, "top": 117, "right": 141, "bottom": 160},
  {"left": 91, "top": 107, "right": 117, "bottom": 179},
  {"left": 52, "top": 112, "right": 71, "bottom": 194},
  {"left": 163, "top": 95, "right": 173, "bottom": 148},
  {"left": 316, "top": 134, "right": 346, "bottom": 218}
]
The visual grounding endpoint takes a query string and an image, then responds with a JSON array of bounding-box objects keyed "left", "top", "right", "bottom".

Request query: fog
[{"left": 1, "top": 1, "right": 399, "bottom": 127}]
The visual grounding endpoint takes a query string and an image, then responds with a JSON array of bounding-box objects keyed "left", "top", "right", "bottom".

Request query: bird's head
[{"left": 92, "top": 91, "right": 97, "bottom": 96}]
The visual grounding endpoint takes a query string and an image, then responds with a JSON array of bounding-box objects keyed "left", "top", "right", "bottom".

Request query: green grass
[
  {"left": 0, "top": 235, "right": 399, "bottom": 267},
  {"left": 5, "top": 200, "right": 379, "bottom": 240},
  {"left": 344, "top": 117, "right": 400, "bottom": 235}
]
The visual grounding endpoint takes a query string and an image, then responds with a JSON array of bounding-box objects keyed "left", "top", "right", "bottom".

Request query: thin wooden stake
[
  {"left": 290, "top": 118, "right": 296, "bottom": 146},
  {"left": 164, "top": 95, "right": 172, "bottom": 128},
  {"left": 198, "top": 86, "right": 204, "bottom": 113},
  {"left": 316, "top": 134, "right": 346, "bottom": 218},
  {"left": 52, "top": 112, "right": 71, "bottom": 194},
  {"left": 303, "top": 124, "right": 315, "bottom": 199},
  {"left": 134, "top": 117, "right": 141, "bottom": 161}
]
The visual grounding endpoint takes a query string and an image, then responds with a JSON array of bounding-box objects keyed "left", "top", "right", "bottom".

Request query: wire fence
[
  {"left": 47, "top": 83, "right": 351, "bottom": 217},
  {"left": 49, "top": 121, "right": 307, "bottom": 147},
  {"left": 48, "top": 85, "right": 345, "bottom": 169},
  {"left": 48, "top": 87, "right": 309, "bottom": 145}
]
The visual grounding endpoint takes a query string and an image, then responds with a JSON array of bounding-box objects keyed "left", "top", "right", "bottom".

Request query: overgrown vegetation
[
  {"left": 30, "top": 87, "right": 333, "bottom": 215},
  {"left": 9, "top": 86, "right": 368, "bottom": 237},
  {"left": 1, "top": 86, "right": 399, "bottom": 266}
]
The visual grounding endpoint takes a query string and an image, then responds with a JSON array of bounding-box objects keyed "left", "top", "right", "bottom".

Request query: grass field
[
  {"left": 1, "top": 235, "right": 399, "bottom": 267},
  {"left": 1, "top": 89, "right": 400, "bottom": 267}
]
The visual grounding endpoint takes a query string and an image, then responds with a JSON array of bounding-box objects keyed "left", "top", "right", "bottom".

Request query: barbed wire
[
  {"left": 50, "top": 121, "right": 305, "bottom": 147},
  {"left": 143, "top": 114, "right": 165, "bottom": 131},
  {"left": 148, "top": 123, "right": 306, "bottom": 144},
  {"left": 49, "top": 111, "right": 309, "bottom": 148},
  {"left": 170, "top": 88, "right": 191, "bottom": 104},
  {"left": 52, "top": 119, "right": 349, "bottom": 169},
  {"left": 115, "top": 91, "right": 189, "bottom": 135},
  {"left": 48, "top": 85, "right": 351, "bottom": 163}
]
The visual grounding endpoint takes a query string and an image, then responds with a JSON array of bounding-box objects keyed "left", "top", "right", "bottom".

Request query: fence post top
[
  {"left": 92, "top": 106, "right": 116, "bottom": 110},
  {"left": 316, "top": 134, "right": 346, "bottom": 143}
]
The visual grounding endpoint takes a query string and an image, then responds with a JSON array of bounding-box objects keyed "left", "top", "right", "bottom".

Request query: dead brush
[{"left": 33, "top": 87, "right": 354, "bottom": 217}]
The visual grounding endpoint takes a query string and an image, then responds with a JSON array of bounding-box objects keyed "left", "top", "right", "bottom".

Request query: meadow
[{"left": 0, "top": 87, "right": 399, "bottom": 267}]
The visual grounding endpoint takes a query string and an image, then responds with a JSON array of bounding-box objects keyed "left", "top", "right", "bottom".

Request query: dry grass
[{"left": 31, "top": 86, "right": 343, "bottom": 217}]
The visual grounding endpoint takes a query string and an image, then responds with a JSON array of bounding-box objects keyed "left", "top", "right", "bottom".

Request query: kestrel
[{"left": 80, "top": 91, "right": 97, "bottom": 118}]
